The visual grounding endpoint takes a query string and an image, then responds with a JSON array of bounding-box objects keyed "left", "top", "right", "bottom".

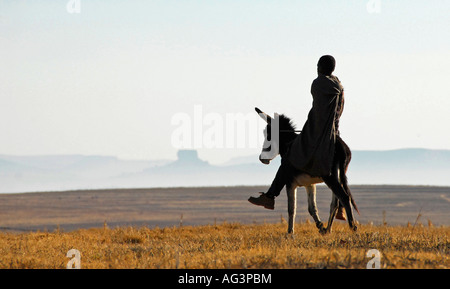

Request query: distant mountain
[
  {"left": 118, "top": 150, "right": 279, "bottom": 188},
  {"left": 351, "top": 149, "right": 450, "bottom": 167},
  {"left": 0, "top": 149, "right": 449, "bottom": 193},
  {"left": 348, "top": 149, "right": 450, "bottom": 186},
  {"left": 143, "top": 150, "right": 210, "bottom": 173},
  {"left": 0, "top": 155, "right": 172, "bottom": 193}
]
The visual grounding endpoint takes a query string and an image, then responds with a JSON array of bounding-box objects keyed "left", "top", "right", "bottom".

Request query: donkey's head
[
  {"left": 256, "top": 107, "right": 278, "bottom": 165},
  {"left": 255, "top": 107, "right": 297, "bottom": 165}
]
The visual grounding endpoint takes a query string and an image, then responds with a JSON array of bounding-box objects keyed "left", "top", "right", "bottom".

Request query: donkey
[{"left": 255, "top": 107, "right": 359, "bottom": 234}]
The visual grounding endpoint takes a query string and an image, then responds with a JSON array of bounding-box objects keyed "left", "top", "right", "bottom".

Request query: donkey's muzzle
[{"left": 259, "top": 156, "right": 271, "bottom": 165}]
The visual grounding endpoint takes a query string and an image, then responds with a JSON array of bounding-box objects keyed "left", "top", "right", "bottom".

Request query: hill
[
  {"left": 1, "top": 148, "right": 450, "bottom": 193},
  {"left": 348, "top": 148, "right": 450, "bottom": 185}
]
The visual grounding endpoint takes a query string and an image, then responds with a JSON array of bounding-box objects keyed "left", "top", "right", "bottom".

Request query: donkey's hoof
[
  {"left": 351, "top": 225, "right": 358, "bottom": 232},
  {"left": 320, "top": 228, "right": 331, "bottom": 235},
  {"left": 316, "top": 222, "right": 327, "bottom": 235},
  {"left": 285, "top": 233, "right": 295, "bottom": 239},
  {"left": 319, "top": 226, "right": 330, "bottom": 235},
  {"left": 315, "top": 221, "right": 324, "bottom": 230}
]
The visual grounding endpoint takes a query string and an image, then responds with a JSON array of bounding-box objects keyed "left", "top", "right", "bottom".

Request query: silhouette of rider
[{"left": 249, "top": 55, "right": 347, "bottom": 220}]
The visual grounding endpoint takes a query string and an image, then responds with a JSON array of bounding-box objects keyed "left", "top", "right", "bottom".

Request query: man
[{"left": 249, "top": 55, "right": 346, "bottom": 220}]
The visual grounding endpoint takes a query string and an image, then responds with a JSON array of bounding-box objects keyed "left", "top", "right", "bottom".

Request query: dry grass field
[
  {"left": 0, "top": 222, "right": 448, "bottom": 269},
  {"left": 0, "top": 185, "right": 448, "bottom": 269}
]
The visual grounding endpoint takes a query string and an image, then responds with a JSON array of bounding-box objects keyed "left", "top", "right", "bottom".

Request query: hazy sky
[{"left": 1, "top": 0, "right": 449, "bottom": 164}]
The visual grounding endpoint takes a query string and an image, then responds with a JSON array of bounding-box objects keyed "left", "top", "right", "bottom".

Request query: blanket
[{"left": 287, "top": 73, "right": 344, "bottom": 177}]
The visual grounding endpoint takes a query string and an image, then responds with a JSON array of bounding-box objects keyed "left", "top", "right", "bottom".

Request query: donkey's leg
[
  {"left": 305, "top": 185, "right": 325, "bottom": 233},
  {"left": 286, "top": 184, "right": 297, "bottom": 234},
  {"left": 324, "top": 194, "right": 339, "bottom": 234},
  {"left": 323, "top": 175, "right": 357, "bottom": 232}
]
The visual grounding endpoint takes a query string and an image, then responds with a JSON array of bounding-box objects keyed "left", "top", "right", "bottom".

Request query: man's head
[{"left": 317, "top": 55, "right": 336, "bottom": 76}]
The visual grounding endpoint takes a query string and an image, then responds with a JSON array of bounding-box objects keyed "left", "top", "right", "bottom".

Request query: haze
[{"left": 1, "top": 0, "right": 449, "bottom": 164}]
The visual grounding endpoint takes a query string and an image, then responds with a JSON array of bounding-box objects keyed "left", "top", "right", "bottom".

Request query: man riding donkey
[{"left": 249, "top": 55, "right": 347, "bottom": 221}]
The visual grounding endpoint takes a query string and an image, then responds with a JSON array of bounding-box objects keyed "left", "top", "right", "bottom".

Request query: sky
[{"left": 1, "top": 0, "right": 449, "bottom": 164}]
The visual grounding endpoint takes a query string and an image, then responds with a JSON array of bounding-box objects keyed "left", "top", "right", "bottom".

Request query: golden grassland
[{"left": 0, "top": 222, "right": 448, "bottom": 269}]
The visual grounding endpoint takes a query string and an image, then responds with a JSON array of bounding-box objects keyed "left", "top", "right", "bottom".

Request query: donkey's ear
[{"left": 255, "top": 107, "right": 272, "bottom": 123}]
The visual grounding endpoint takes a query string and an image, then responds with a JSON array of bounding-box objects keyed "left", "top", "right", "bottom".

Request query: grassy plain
[
  {"left": 0, "top": 222, "right": 448, "bottom": 269},
  {"left": 0, "top": 185, "right": 448, "bottom": 269},
  {"left": 0, "top": 185, "right": 449, "bottom": 232}
]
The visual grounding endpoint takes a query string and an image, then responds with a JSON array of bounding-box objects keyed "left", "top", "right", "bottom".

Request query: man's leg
[
  {"left": 266, "top": 161, "right": 289, "bottom": 198},
  {"left": 248, "top": 160, "right": 291, "bottom": 210}
]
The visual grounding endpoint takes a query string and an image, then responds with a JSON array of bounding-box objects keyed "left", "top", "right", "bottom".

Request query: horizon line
[{"left": 1, "top": 146, "right": 450, "bottom": 162}]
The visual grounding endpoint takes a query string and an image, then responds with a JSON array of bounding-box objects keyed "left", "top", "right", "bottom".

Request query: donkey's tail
[{"left": 337, "top": 136, "right": 360, "bottom": 215}]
